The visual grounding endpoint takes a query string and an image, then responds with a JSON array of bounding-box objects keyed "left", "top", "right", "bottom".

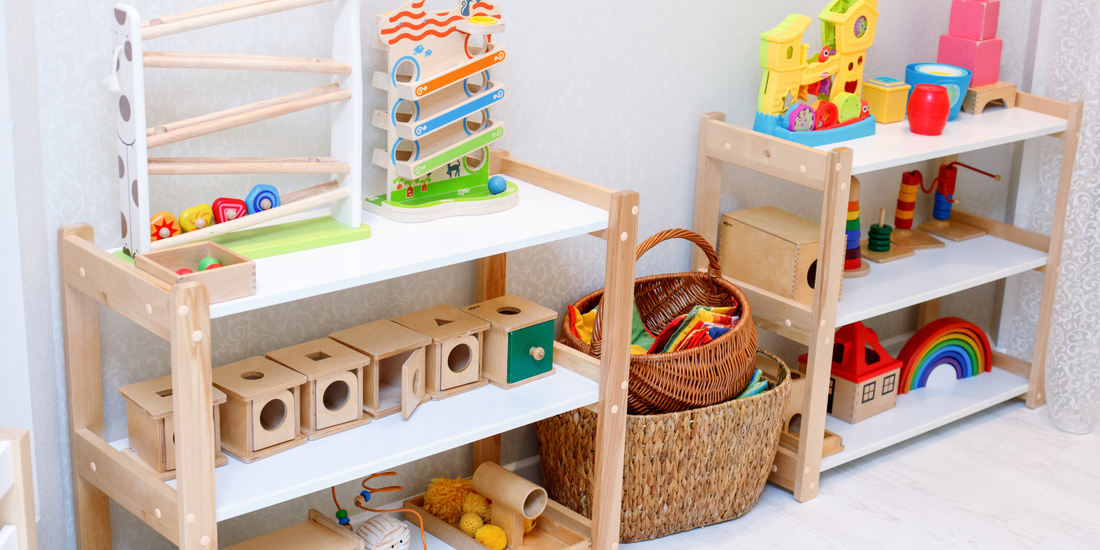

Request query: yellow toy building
[{"left": 753, "top": 0, "right": 879, "bottom": 146}]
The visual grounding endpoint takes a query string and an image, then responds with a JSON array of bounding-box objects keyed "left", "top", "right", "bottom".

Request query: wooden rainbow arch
[{"left": 896, "top": 317, "right": 992, "bottom": 394}]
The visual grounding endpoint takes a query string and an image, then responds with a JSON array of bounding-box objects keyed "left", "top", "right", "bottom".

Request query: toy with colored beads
[
  {"left": 329, "top": 472, "right": 427, "bottom": 550},
  {"left": 861, "top": 208, "right": 913, "bottom": 263},
  {"left": 889, "top": 170, "right": 944, "bottom": 250},
  {"left": 918, "top": 162, "right": 1000, "bottom": 242},
  {"left": 843, "top": 176, "right": 870, "bottom": 278}
]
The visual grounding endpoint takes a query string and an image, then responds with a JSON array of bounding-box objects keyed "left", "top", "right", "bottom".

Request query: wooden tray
[
  {"left": 403, "top": 494, "right": 590, "bottom": 550},
  {"left": 136, "top": 241, "right": 256, "bottom": 303}
]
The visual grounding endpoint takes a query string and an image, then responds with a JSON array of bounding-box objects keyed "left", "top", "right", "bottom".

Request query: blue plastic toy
[
  {"left": 245, "top": 184, "right": 281, "bottom": 215},
  {"left": 487, "top": 175, "right": 507, "bottom": 195},
  {"left": 905, "top": 63, "right": 972, "bottom": 121}
]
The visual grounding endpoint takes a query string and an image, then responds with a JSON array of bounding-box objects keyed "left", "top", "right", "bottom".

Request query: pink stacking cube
[
  {"left": 938, "top": 34, "right": 1003, "bottom": 86},
  {"left": 948, "top": 0, "right": 1000, "bottom": 41}
]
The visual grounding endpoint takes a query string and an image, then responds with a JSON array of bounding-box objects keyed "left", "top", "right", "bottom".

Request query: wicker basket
[
  {"left": 536, "top": 350, "right": 791, "bottom": 543},
  {"left": 561, "top": 229, "right": 758, "bottom": 414}
]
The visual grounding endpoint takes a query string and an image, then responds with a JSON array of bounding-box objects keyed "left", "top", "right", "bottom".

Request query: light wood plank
[
  {"left": 143, "top": 52, "right": 351, "bottom": 75},
  {"left": 147, "top": 84, "right": 338, "bottom": 138},
  {"left": 0, "top": 429, "right": 37, "bottom": 550},
  {"left": 473, "top": 249, "right": 507, "bottom": 469},
  {"left": 148, "top": 156, "right": 350, "bottom": 175},
  {"left": 917, "top": 299, "right": 941, "bottom": 329},
  {"left": 992, "top": 350, "right": 1032, "bottom": 379},
  {"left": 552, "top": 342, "right": 600, "bottom": 383},
  {"left": 500, "top": 157, "right": 613, "bottom": 211},
  {"left": 1015, "top": 92, "right": 1073, "bottom": 120},
  {"left": 950, "top": 209, "right": 1050, "bottom": 253},
  {"left": 691, "top": 112, "right": 726, "bottom": 272},
  {"left": 142, "top": 0, "right": 334, "bottom": 40},
  {"left": 703, "top": 118, "right": 830, "bottom": 191},
  {"left": 729, "top": 276, "right": 812, "bottom": 345}
]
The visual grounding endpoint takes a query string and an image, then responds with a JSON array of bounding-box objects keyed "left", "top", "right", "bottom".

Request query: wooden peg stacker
[
  {"left": 861, "top": 208, "right": 914, "bottom": 263},
  {"left": 891, "top": 170, "right": 945, "bottom": 250}
]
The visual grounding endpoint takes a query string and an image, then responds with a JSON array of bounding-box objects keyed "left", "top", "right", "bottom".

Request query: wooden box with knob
[{"left": 463, "top": 295, "right": 556, "bottom": 388}]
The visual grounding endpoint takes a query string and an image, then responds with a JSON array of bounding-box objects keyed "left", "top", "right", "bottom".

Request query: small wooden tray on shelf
[
  {"left": 402, "top": 496, "right": 590, "bottom": 550},
  {"left": 135, "top": 241, "right": 256, "bottom": 303}
]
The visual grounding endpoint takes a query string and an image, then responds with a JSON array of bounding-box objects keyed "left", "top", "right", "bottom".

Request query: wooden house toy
[
  {"left": 212, "top": 357, "right": 308, "bottom": 462},
  {"left": 393, "top": 305, "right": 489, "bottom": 399},
  {"left": 365, "top": 0, "right": 518, "bottom": 222},
  {"left": 118, "top": 374, "right": 229, "bottom": 480},
  {"left": 823, "top": 322, "right": 901, "bottom": 424},
  {"left": 719, "top": 206, "right": 820, "bottom": 307},
  {"left": 135, "top": 241, "right": 255, "bottom": 304},
  {"left": 329, "top": 320, "right": 431, "bottom": 419},
  {"left": 862, "top": 77, "right": 910, "bottom": 123},
  {"left": 266, "top": 338, "right": 372, "bottom": 440},
  {"left": 463, "top": 295, "right": 556, "bottom": 388}
]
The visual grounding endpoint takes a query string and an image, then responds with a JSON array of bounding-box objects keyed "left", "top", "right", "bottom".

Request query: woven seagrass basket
[
  {"left": 536, "top": 350, "right": 791, "bottom": 543},
  {"left": 560, "top": 229, "right": 757, "bottom": 414}
]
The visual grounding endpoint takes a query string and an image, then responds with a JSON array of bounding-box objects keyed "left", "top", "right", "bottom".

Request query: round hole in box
[
  {"left": 465, "top": 71, "right": 487, "bottom": 95},
  {"left": 412, "top": 369, "right": 422, "bottom": 393},
  {"left": 394, "top": 99, "right": 416, "bottom": 124},
  {"left": 464, "top": 109, "right": 487, "bottom": 133},
  {"left": 448, "top": 343, "right": 472, "bottom": 373},
  {"left": 806, "top": 259, "right": 818, "bottom": 290},
  {"left": 466, "top": 34, "right": 487, "bottom": 57},
  {"left": 394, "top": 58, "right": 417, "bottom": 84},
  {"left": 259, "top": 399, "right": 286, "bottom": 431},
  {"left": 524, "top": 488, "right": 547, "bottom": 518},
  {"left": 463, "top": 148, "right": 485, "bottom": 172},
  {"left": 394, "top": 139, "right": 416, "bottom": 162},
  {"left": 323, "top": 380, "right": 351, "bottom": 411},
  {"left": 496, "top": 306, "right": 521, "bottom": 315},
  {"left": 241, "top": 371, "right": 265, "bottom": 381}
]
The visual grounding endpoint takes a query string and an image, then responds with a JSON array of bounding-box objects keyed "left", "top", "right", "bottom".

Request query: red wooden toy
[
  {"left": 800, "top": 322, "right": 902, "bottom": 423},
  {"left": 212, "top": 197, "right": 248, "bottom": 224}
]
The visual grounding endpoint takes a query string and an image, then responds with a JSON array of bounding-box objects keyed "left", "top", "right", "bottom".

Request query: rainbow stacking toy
[{"left": 896, "top": 317, "right": 992, "bottom": 394}]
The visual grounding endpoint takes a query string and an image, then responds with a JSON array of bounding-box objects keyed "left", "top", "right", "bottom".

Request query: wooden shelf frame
[
  {"left": 690, "top": 94, "right": 1081, "bottom": 503},
  {"left": 60, "top": 150, "right": 638, "bottom": 550}
]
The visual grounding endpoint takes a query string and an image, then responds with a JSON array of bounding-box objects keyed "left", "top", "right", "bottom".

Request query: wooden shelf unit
[
  {"left": 60, "top": 151, "right": 639, "bottom": 550},
  {"left": 691, "top": 93, "right": 1081, "bottom": 502}
]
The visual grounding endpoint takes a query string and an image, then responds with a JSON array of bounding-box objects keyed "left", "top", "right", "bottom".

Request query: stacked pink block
[{"left": 938, "top": 0, "right": 1002, "bottom": 87}]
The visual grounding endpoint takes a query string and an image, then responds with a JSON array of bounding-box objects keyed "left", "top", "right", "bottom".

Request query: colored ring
[
  {"left": 847, "top": 210, "right": 860, "bottom": 221},
  {"left": 896, "top": 200, "right": 916, "bottom": 211},
  {"left": 846, "top": 219, "right": 860, "bottom": 231},
  {"left": 895, "top": 210, "right": 915, "bottom": 220}
]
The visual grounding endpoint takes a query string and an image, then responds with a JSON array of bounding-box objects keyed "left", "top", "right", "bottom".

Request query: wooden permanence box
[
  {"left": 212, "top": 356, "right": 308, "bottom": 462},
  {"left": 719, "top": 206, "right": 820, "bottom": 307},
  {"left": 118, "top": 374, "right": 229, "bottom": 480},
  {"left": 267, "top": 338, "right": 372, "bottom": 440},
  {"left": 463, "top": 295, "right": 555, "bottom": 388},
  {"left": 330, "top": 320, "right": 431, "bottom": 419},
  {"left": 393, "top": 305, "right": 490, "bottom": 399},
  {"left": 135, "top": 241, "right": 256, "bottom": 303}
]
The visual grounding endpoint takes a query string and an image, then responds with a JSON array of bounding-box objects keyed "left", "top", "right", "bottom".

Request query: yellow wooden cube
[{"left": 863, "top": 77, "right": 911, "bottom": 124}]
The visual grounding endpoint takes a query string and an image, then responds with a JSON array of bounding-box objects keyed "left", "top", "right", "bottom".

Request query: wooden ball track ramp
[
  {"left": 890, "top": 170, "right": 945, "bottom": 250},
  {"left": 918, "top": 162, "right": 1001, "bottom": 242},
  {"left": 112, "top": 0, "right": 365, "bottom": 258},
  {"left": 860, "top": 208, "right": 913, "bottom": 263}
]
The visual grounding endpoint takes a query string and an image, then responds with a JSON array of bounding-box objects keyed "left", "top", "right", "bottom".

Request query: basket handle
[{"left": 589, "top": 229, "right": 723, "bottom": 347}]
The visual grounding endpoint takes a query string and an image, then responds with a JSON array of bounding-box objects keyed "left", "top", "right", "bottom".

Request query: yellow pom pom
[
  {"left": 463, "top": 492, "right": 492, "bottom": 523},
  {"left": 459, "top": 513, "right": 484, "bottom": 537},
  {"left": 423, "top": 477, "right": 473, "bottom": 524},
  {"left": 524, "top": 517, "right": 537, "bottom": 535},
  {"left": 474, "top": 524, "right": 507, "bottom": 550}
]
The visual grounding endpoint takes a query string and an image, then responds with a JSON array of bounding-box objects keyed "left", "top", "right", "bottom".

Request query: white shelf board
[
  {"left": 821, "top": 365, "right": 1028, "bottom": 470},
  {"left": 111, "top": 367, "right": 598, "bottom": 521},
  {"left": 836, "top": 235, "right": 1047, "bottom": 326},
  {"left": 819, "top": 106, "right": 1067, "bottom": 175},
  {"left": 210, "top": 178, "right": 609, "bottom": 318}
]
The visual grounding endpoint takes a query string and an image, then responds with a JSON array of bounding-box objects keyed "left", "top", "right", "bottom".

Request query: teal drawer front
[{"left": 506, "top": 320, "right": 554, "bottom": 384}]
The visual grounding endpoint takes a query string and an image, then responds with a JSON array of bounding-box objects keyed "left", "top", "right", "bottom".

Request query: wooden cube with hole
[
  {"left": 266, "top": 338, "right": 372, "bottom": 440},
  {"left": 392, "top": 305, "right": 490, "bottom": 399},
  {"left": 719, "top": 206, "right": 821, "bottom": 307},
  {"left": 211, "top": 356, "right": 308, "bottom": 463},
  {"left": 118, "top": 374, "right": 229, "bottom": 481},
  {"left": 329, "top": 320, "right": 432, "bottom": 419},
  {"left": 462, "top": 295, "right": 556, "bottom": 388}
]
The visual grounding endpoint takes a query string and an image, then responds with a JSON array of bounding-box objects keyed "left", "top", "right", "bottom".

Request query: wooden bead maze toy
[
  {"left": 754, "top": 0, "right": 880, "bottom": 146},
  {"left": 366, "top": 1, "right": 518, "bottom": 222},
  {"left": 111, "top": 0, "right": 369, "bottom": 259},
  {"left": 860, "top": 208, "right": 913, "bottom": 263},
  {"left": 918, "top": 162, "right": 1000, "bottom": 242},
  {"left": 890, "top": 170, "right": 945, "bottom": 250},
  {"left": 843, "top": 176, "right": 870, "bottom": 278}
]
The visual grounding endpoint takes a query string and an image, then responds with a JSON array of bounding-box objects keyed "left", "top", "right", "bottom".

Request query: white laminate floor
[{"left": 620, "top": 400, "right": 1100, "bottom": 550}]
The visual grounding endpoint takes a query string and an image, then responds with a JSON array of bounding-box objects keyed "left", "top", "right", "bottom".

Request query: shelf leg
[
  {"left": 591, "top": 191, "right": 639, "bottom": 550},
  {"left": 170, "top": 283, "right": 217, "bottom": 550},
  {"left": 59, "top": 224, "right": 113, "bottom": 550},
  {"left": 917, "top": 299, "right": 940, "bottom": 329},
  {"left": 691, "top": 113, "right": 726, "bottom": 272},
  {"left": 794, "top": 149, "right": 853, "bottom": 503},
  {"left": 472, "top": 252, "right": 508, "bottom": 469},
  {"left": 1028, "top": 101, "right": 1082, "bottom": 409}
]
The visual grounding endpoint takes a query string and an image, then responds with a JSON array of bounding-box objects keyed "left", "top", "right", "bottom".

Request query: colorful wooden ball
[
  {"left": 487, "top": 175, "right": 507, "bottom": 195},
  {"left": 198, "top": 257, "right": 222, "bottom": 271},
  {"left": 176, "top": 268, "right": 194, "bottom": 275}
]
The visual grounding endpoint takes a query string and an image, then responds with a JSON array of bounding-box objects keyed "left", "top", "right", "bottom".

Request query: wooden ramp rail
[
  {"left": 148, "top": 156, "right": 351, "bottom": 175},
  {"left": 142, "top": 0, "right": 335, "bottom": 40},
  {"left": 143, "top": 52, "right": 352, "bottom": 75},
  {"left": 146, "top": 84, "right": 351, "bottom": 149}
]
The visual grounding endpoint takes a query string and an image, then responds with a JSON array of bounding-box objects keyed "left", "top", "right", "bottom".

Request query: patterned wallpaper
[{"left": 16, "top": 1, "right": 1041, "bottom": 548}]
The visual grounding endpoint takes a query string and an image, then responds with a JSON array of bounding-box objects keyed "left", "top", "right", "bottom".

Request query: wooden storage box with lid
[
  {"left": 463, "top": 295, "right": 556, "bottom": 388},
  {"left": 719, "top": 206, "right": 820, "bottom": 307},
  {"left": 266, "top": 338, "right": 372, "bottom": 440},
  {"left": 329, "top": 320, "right": 431, "bottom": 419},
  {"left": 212, "top": 356, "right": 308, "bottom": 462},
  {"left": 118, "top": 374, "right": 229, "bottom": 480},
  {"left": 392, "top": 305, "right": 490, "bottom": 399}
]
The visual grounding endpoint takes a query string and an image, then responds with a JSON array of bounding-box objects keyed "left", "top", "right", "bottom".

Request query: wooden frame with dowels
[
  {"left": 691, "top": 93, "right": 1080, "bottom": 502},
  {"left": 60, "top": 144, "right": 638, "bottom": 550}
]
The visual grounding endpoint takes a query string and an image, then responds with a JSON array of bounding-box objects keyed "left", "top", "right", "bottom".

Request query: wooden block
[
  {"left": 393, "top": 305, "right": 489, "bottom": 396},
  {"left": 963, "top": 81, "right": 1017, "bottom": 115},
  {"left": 719, "top": 206, "right": 820, "bottom": 307},
  {"left": 860, "top": 239, "right": 914, "bottom": 263},
  {"left": 267, "top": 338, "right": 371, "bottom": 440},
  {"left": 918, "top": 218, "right": 987, "bottom": 242},
  {"left": 119, "top": 374, "right": 227, "bottom": 475},
  {"left": 212, "top": 357, "right": 307, "bottom": 461},
  {"left": 329, "top": 320, "right": 431, "bottom": 419},
  {"left": 463, "top": 295, "right": 556, "bottom": 388},
  {"left": 135, "top": 241, "right": 256, "bottom": 303}
]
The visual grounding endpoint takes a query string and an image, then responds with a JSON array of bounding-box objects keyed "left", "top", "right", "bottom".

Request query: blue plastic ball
[
  {"left": 339, "top": 517, "right": 350, "bottom": 526},
  {"left": 487, "top": 175, "right": 507, "bottom": 195}
]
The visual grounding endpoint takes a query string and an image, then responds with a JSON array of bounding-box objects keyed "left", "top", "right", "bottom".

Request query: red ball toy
[
  {"left": 907, "top": 84, "right": 951, "bottom": 136},
  {"left": 176, "top": 268, "right": 194, "bottom": 275}
]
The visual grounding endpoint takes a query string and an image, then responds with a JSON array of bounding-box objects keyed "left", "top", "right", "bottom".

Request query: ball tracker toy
[
  {"left": 905, "top": 63, "right": 972, "bottom": 121},
  {"left": 890, "top": 170, "right": 945, "bottom": 250},
  {"left": 860, "top": 208, "right": 913, "bottom": 263},
  {"left": 907, "top": 84, "right": 951, "bottom": 136},
  {"left": 918, "top": 161, "right": 1000, "bottom": 242},
  {"left": 896, "top": 317, "right": 992, "bottom": 393}
]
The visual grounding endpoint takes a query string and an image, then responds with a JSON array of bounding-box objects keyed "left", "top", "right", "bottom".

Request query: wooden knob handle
[{"left": 529, "top": 347, "right": 545, "bottom": 361}]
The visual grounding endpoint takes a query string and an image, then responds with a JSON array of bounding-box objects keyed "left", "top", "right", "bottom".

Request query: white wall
[{"left": 17, "top": 1, "right": 1038, "bottom": 548}]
